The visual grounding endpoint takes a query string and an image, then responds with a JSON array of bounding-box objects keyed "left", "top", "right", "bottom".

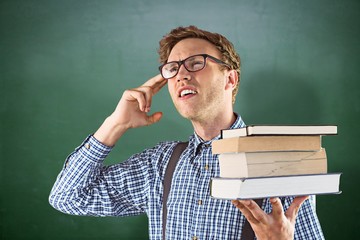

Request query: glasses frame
[{"left": 159, "top": 54, "right": 231, "bottom": 79}]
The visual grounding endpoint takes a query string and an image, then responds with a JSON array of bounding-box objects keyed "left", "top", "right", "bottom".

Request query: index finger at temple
[
  {"left": 152, "top": 77, "right": 167, "bottom": 94},
  {"left": 142, "top": 74, "right": 166, "bottom": 89}
]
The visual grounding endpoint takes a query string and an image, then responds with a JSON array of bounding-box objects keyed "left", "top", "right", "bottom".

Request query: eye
[
  {"left": 188, "top": 60, "right": 204, "bottom": 70},
  {"left": 164, "top": 63, "right": 179, "bottom": 73},
  {"left": 169, "top": 66, "right": 179, "bottom": 73},
  {"left": 193, "top": 61, "right": 204, "bottom": 67},
  {"left": 185, "top": 55, "right": 205, "bottom": 70}
]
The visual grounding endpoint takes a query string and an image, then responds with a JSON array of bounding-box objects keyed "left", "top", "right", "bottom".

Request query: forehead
[{"left": 168, "top": 38, "right": 220, "bottom": 61}]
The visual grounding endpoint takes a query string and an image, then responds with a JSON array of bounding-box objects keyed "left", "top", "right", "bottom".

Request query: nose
[{"left": 176, "top": 64, "right": 191, "bottom": 82}]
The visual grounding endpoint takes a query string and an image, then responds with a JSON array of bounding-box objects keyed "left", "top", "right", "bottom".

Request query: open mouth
[{"left": 179, "top": 89, "right": 197, "bottom": 98}]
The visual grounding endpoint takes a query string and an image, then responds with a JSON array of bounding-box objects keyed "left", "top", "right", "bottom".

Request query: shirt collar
[{"left": 188, "top": 113, "right": 246, "bottom": 157}]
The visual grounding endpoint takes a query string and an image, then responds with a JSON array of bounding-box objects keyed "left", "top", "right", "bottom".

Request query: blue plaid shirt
[{"left": 49, "top": 114, "right": 324, "bottom": 239}]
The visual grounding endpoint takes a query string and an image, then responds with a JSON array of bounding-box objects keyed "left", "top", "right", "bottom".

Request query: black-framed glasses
[{"left": 159, "top": 54, "right": 230, "bottom": 79}]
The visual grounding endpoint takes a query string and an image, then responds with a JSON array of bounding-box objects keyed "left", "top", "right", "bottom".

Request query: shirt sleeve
[{"left": 48, "top": 135, "right": 154, "bottom": 217}]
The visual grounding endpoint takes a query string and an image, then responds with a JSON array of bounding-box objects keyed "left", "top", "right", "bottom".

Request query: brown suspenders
[
  {"left": 162, "top": 142, "right": 262, "bottom": 240},
  {"left": 162, "top": 142, "right": 188, "bottom": 240}
]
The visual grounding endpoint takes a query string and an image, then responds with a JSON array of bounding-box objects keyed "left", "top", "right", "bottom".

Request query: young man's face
[{"left": 166, "top": 38, "right": 232, "bottom": 122}]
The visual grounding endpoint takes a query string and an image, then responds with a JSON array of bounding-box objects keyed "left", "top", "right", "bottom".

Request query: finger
[
  {"left": 232, "top": 200, "right": 264, "bottom": 224},
  {"left": 232, "top": 200, "right": 258, "bottom": 224},
  {"left": 128, "top": 85, "right": 156, "bottom": 112},
  {"left": 142, "top": 74, "right": 163, "bottom": 86},
  {"left": 145, "top": 112, "right": 163, "bottom": 125},
  {"left": 126, "top": 89, "right": 148, "bottom": 112},
  {"left": 285, "top": 196, "right": 309, "bottom": 223},
  {"left": 142, "top": 74, "right": 167, "bottom": 93},
  {"left": 141, "top": 75, "right": 167, "bottom": 111},
  {"left": 243, "top": 200, "right": 268, "bottom": 224},
  {"left": 270, "top": 197, "right": 285, "bottom": 218},
  {"left": 136, "top": 86, "right": 154, "bottom": 112},
  {"left": 151, "top": 76, "right": 167, "bottom": 94}
]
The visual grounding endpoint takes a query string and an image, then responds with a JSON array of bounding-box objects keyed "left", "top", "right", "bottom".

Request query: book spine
[{"left": 212, "top": 136, "right": 321, "bottom": 154}]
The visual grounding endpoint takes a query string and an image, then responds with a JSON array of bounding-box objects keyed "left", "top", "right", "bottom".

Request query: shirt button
[
  {"left": 192, "top": 236, "right": 198, "bottom": 240},
  {"left": 85, "top": 143, "right": 90, "bottom": 149},
  {"left": 198, "top": 200, "right": 203, "bottom": 205},
  {"left": 204, "top": 164, "right": 209, "bottom": 171}
]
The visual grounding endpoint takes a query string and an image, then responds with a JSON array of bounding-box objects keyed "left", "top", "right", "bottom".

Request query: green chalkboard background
[{"left": 1, "top": 0, "right": 359, "bottom": 239}]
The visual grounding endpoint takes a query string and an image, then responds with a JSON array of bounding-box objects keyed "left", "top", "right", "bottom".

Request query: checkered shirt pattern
[{"left": 49, "top": 115, "right": 325, "bottom": 239}]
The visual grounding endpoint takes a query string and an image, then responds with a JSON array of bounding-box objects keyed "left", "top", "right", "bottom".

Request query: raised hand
[
  {"left": 94, "top": 74, "right": 167, "bottom": 146},
  {"left": 232, "top": 196, "right": 309, "bottom": 240}
]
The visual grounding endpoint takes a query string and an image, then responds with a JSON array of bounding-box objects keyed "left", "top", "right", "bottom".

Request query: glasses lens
[
  {"left": 184, "top": 55, "right": 205, "bottom": 72},
  {"left": 160, "top": 55, "right": 206, "bottom": 79},
  {"left": 162, "top": 62, "right": 179, "bottom": 79}
]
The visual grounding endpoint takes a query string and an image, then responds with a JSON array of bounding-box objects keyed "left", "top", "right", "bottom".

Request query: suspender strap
[
  {"left": 240, "top": 198, "right": 264, "bottom": 240},
  {"left": 162, "top": 141, "right": 262, "bottom": 240},
  {"left": 162, "top": 142, "right": 188, "bottom": 240}
]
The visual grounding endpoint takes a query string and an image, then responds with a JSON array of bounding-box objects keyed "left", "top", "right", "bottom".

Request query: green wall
[{"left": 1, "top": 0, "right": 359, "bottom": 239}]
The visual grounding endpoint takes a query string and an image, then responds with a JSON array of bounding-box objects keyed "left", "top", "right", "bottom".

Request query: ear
[{"left": 225, "top": 70, "right": 238, "bottom": 91}]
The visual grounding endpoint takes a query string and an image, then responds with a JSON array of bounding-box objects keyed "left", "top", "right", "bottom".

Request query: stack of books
[{"left": 210, "top": 125, "right": 342, "bottom": 200}]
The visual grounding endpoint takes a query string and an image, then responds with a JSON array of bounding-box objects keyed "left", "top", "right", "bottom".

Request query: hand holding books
[{"left": 232, "top": 196, "right": 309, "bottom": 240}]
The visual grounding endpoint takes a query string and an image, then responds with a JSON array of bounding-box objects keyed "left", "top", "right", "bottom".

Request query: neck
[{"left": 191, "top": 112, "right": 236, "bottom": 141}]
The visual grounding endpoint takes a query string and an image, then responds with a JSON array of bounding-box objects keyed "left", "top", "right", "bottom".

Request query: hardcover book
[
  {"left": 221, "top": 125, "right": 337, "bottom": 138},
  {"left": 218, "top": 149, "right": 327, "bottom": 178},
  {"left": 212, "top": 135, "right": 321, "bottom": 154},
  {"left": 210, "top": 173, "right": 342, "bottom": 200}
]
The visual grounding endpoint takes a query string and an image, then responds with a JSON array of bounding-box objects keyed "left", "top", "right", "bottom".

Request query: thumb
[{"left": 146, "top": 112, "right": 163, "bottom": 125}]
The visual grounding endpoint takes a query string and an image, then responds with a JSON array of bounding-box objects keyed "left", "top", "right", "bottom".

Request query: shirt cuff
[{"left": 77, "top": 135, "right": 113, "bottom": 163}]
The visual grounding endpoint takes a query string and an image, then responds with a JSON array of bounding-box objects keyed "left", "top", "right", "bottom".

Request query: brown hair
[{"left": 158, "top": 25, "right": 241, "bottom": 103}]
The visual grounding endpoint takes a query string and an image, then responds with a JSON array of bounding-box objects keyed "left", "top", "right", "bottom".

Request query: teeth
[{"left": 180, "top": 89, "right": 197, "bottom": 97}]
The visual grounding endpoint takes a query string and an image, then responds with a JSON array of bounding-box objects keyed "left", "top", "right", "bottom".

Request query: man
[{"left": 49, "top": 26, "right": 324, "bottom": 239}]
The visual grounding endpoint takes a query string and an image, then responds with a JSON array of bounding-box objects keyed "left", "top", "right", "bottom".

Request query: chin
[
  {"left": 180, "top": 111, "right": 204, "bottom": 122},
  {"left": 177, "top": 108, "right": 197, "bottom": 120}
]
